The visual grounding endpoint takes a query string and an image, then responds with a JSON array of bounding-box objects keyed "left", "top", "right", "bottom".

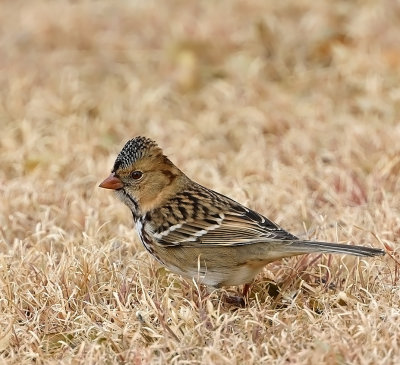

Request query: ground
[{"left": 0, "top": 1, "right": 399, "bottom": 364}]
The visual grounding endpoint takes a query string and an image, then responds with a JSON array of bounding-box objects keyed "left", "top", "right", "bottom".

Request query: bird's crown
[{"left": 113, "top": 136, "right": 162, "bottom": 171}]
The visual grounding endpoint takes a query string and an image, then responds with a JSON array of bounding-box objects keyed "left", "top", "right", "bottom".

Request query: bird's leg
[
  {"left": 222, "top": 283, "right": 252, "bottom": 307},
  {"left": 242, "top": 283, "right": 251, "bottom": 297}
]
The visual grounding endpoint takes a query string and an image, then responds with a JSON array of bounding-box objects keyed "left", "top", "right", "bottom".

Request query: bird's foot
[{"left": 223, "top": 294, "right": 246, "bottom": 307}]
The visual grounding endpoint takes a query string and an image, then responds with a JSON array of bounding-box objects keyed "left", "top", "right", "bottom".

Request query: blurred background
[{"left": 1, "top": 0, "right": 399, "bottom": 244}]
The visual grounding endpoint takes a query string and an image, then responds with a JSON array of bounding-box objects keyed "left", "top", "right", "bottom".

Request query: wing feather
[{"left": 150, "top": 204, "right": 298, "bottom": 247}]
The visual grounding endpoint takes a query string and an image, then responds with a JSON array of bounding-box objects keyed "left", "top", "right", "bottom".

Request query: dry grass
[{"left": 1, "top": 0, "right": 399, "bottom": 363}]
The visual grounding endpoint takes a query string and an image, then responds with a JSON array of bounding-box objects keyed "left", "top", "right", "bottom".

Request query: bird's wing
[{"left": 150, "top": 203, "right": 298, "bottom": 247}]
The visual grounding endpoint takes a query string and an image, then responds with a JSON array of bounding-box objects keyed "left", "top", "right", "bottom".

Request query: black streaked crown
[{"left": 113, "top": 136, "right": 161, "bottom": 172}]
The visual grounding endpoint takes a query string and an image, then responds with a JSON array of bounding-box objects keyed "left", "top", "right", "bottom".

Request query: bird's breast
[{"left": 135, "top": 219, "right": 164, "bottom": 265}]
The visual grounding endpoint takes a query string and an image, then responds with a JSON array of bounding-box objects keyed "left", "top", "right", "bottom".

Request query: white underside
[{"left": 165, "top": 261, "right": 264, "bottom": 288}]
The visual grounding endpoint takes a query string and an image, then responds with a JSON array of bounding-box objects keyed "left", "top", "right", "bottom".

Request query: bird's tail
[{"left": 285, "top": 240, "right": 385, "bottom": 257}]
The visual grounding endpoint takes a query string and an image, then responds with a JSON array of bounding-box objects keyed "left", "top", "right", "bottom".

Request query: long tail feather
[{"left": 286, "top": 240, "right": 385, "bottom": 257}]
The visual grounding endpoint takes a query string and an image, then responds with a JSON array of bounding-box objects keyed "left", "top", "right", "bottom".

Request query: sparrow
[{"left": 99, "top": 136, "right": 385, "bottom": 291}]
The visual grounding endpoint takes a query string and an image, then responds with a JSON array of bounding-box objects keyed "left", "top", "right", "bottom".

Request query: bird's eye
[{"left": 130, "top": 170, "right": 143, "bottom": 180}]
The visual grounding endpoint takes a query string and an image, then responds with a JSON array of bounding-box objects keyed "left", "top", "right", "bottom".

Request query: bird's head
[{"left": 99, "top": 136, "right": 184, "bottom": 216}]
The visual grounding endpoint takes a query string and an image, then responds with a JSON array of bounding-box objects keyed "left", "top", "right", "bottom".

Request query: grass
[{"left": 0, "top": 0, "right": 399, "bottom": 363}]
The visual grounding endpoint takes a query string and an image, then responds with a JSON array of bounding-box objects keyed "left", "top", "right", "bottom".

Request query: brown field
[{"left": 1, "top": 1, "right": 399, "bottom": 364}]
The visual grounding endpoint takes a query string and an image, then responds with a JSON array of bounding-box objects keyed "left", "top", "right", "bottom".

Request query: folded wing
[{"left": 151, "top": 203, "right": 299, "bottom": 247}]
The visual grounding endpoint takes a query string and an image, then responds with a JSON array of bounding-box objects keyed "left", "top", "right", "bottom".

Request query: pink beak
[{"left": 99, "top": 173, "right": 124, "bottom": 190}]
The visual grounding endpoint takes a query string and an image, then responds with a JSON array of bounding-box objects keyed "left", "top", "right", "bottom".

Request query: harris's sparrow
[{"left": 99, "top": 136, "right": 385, "bottom": 289}]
